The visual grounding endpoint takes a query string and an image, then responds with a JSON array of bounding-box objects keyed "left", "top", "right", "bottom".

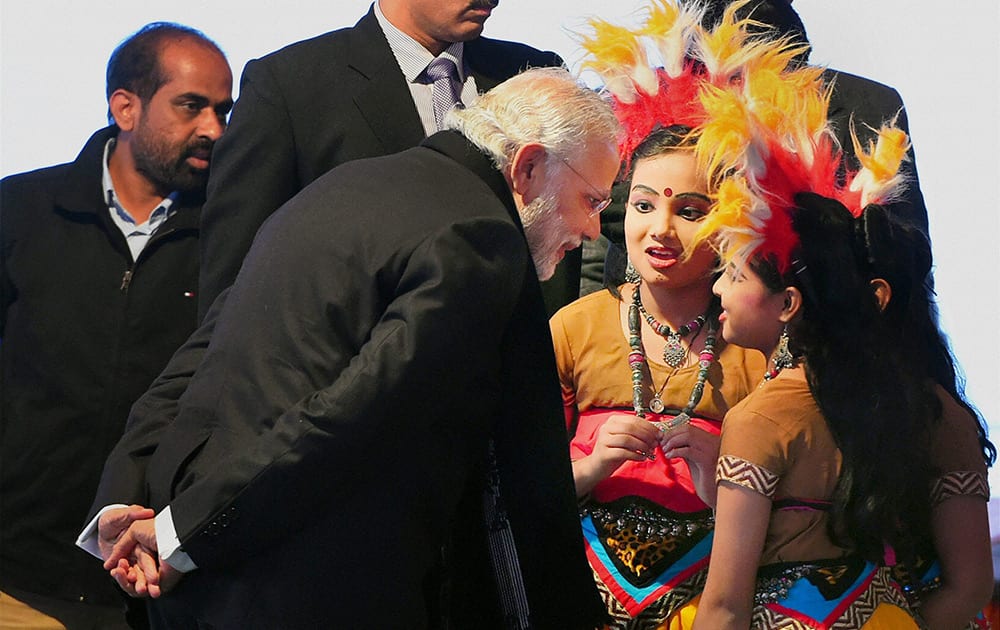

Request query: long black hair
[
  {"left": 861, "top": 207, "right": 996, "bottom": 466},
  {"left": 751, "top": 192, "right": 936, "bottom": 564}
]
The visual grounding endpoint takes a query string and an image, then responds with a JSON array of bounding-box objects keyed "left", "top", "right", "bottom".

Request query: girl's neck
[{"left": 636, "top": 279, "right": 714, "bottom": 329}]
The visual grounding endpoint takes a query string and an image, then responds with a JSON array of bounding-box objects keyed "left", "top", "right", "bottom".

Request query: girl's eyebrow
[
  {"left": 675, "top": 191, "right": 711, "bottom": 202},
  {"left": 630, "top": 184, "right": 710, "bottom": 204},
  {"left": 630, "top": 183, "right": 659, "bottom": 196}
]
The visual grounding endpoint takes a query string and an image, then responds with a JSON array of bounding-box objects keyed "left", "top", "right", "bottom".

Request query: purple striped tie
[{"left": 424, "top": 57, "right": 462, "bottom": 131}]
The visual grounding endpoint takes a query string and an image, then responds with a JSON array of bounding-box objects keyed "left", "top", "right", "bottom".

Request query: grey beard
[{"left": 520, "top": 191, "right": 571, "bottom": 281}]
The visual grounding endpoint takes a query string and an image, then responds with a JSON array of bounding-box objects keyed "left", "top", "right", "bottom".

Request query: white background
[{"left": 2, "top": 2, "right": 999, "bottom": 495}]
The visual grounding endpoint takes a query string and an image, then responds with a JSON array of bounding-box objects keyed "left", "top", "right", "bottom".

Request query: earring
[
  {"left": 624, "top": 259, "right": 640, "bottom": 284},
  {"left": 773, "top": 325, "right": 794, "bottom": 371}
]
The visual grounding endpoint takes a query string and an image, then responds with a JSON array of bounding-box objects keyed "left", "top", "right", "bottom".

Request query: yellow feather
[
  {"left": 854, "top": 126, "right": 909, "bottom": 182},
  {"left": 579, "top": 19, "right": 658, "bottom": 98},
  {"left": 643, "top": 0, "right": 682, "bottom": 36},
  {"left": 697, "top": 85, "right": 753, "bottom": 183},
  {"left": 643, "top": 0, "right": 703, "bottom": 77},
  {"left": 849, "top": 123, "right": 910, "bottom": 206},
  {"left": 579, "top": 19, "right": 646, "bottom": 73}
]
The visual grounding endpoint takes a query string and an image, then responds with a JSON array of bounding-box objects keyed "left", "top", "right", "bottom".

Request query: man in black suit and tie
[
  {"left": 198, "top": 0, "right": 580, "bottom": 318},
  {"left": 96, "top": 67, "right": 618, "bottom": 629}
]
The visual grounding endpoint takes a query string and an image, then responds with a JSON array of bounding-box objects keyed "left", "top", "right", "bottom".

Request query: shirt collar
[{"left": 374, "top": 0, "right": 467, "bottom": 84}]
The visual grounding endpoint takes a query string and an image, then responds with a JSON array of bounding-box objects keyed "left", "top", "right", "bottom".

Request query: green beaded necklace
[{"left": 628, "top": 285, "right": 716, "bottom": 432}]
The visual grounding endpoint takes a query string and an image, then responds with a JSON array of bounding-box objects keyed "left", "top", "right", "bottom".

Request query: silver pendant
[
  {"left": 650, "top": 396, "right": 665, "bottom": 414},
  {"left": 663, "top": 333, "right": 686, "bottom": 368},
  {"left": 667, "top": 411, "right": 690, "bottom": 430}
]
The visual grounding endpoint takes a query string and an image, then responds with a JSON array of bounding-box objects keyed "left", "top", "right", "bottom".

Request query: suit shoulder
[
  {"left": 260, "top": 28, "right": 351, "bottom": 62},
  {"left": 826, "top": 68, "right": 904, "bottom": 105},
  {"left": 468, "top": 36, "right": 564, "bottom": 72}
]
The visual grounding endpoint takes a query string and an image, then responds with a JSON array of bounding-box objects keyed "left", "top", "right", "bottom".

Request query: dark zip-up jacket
[{"left": 0, "top": 125, "right": 202, "bottom": 606}]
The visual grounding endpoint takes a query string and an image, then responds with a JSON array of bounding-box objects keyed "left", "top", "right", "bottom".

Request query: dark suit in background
[
  {"left": 824, "top": 68, "right": 927, "bottom": 233},
  {"left": 135, "top": 131, "right": 605, "bottom": 628},
  {"left": 198, "top": 8, "right": 577, "bottom": 319}
]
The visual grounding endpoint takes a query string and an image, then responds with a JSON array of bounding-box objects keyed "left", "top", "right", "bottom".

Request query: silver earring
[{"left": 774, "top": 325, "right": 794, "bottom": 371}]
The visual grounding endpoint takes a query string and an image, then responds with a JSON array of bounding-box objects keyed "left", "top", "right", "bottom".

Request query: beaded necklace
[
  {"left": 636, "top": 298, "right": 706, "bottom": 368},
  {"left": 628, "top": 286, "right": 716, "bottom": 431}
]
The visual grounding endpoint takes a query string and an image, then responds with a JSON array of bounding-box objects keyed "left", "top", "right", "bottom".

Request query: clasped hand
[{"left": 97, "top": 505, "right": 183, "bottom": 598}]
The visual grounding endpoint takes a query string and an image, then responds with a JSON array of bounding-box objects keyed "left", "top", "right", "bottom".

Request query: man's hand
[
  {"left": 109, "top": 544, "right": 158, "bottom": 597},
  {"left": 103, "top": 511, "right": 158, "bottom": 570},
  {"left": 109, "top": 550, "right": 184, "bottom": 598},
  {"left": 97, "top": 505, "right": 155, "bottom": 562},
  {"left": 104, "top": 515, "right": 185, "bottom": 597}
]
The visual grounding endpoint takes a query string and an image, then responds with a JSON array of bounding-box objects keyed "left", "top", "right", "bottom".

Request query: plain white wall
[{"left": 2, "top": 1, "right": 999, "bottom": 493}]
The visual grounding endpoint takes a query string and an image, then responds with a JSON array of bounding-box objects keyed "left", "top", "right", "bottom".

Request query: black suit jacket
[
  {"left": 130, "top": 132, "right": 604, "bottom": 628},
  {"left": 198, "top": 7, "right": 576, "bottom": 320}
]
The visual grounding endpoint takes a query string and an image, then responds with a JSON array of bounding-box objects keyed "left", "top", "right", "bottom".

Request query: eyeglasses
[{"left": 561, "top": 159, "right": 613, "bottom": 217}]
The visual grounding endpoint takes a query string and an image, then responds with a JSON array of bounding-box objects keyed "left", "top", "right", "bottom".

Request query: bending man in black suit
[
  {"left": 198, "top": 0, "right": 578, "bottom": 318},
  {"left": 94, "top": 67, "right": 618, "bottom": 629}
]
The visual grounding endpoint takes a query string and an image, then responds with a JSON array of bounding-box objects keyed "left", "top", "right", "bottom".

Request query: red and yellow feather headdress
[{"left": 578, "top": 0, "right": 912, "bottom": 272}]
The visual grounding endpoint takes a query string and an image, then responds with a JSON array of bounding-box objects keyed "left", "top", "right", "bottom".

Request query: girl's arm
[
  {"left": 917, "top": 495, "right": 993, "bottom": 630},
  {"left": 693, "top": 480, "right": 771, "bottom": 629}
]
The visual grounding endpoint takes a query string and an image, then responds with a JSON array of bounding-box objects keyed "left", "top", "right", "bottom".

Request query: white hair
[{"left": 445, "top": 67, "right": 620, "bottom": 170}]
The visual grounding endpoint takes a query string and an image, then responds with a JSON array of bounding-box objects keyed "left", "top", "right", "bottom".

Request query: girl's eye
[
  {"left": 630, "top": 199, "right": 654, "bottom": 214},
  {"left": 677, "top": 204, "right": 707, "bottom": 221}
]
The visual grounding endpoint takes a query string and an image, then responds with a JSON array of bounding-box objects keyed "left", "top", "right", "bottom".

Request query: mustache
[
  {"left": 183, "top": 139, "right": 215, "bottom": 157},
  {"left": 470, "top": 0, "right": 498, "bottom": 8}
]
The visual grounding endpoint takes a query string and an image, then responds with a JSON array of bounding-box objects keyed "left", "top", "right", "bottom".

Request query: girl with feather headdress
[
  {"left": 551, "top": 2, "right": 786, "bottom": 627},
  {"left": 685, "top": 7, "right": 989, "bottom": 627}
]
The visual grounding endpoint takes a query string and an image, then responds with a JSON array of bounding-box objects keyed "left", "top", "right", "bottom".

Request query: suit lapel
[{"left": 347, "top": 9, "right": 426, "bottom": 155}]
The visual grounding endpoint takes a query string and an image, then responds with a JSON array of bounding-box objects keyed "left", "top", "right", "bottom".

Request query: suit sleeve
[
  {"left": 168, "top": 218, "right": 528, "bottom": 568},
  {"left": 86, "top": 290, "right": 227, "bottom": 520},
  {"left": 197, "top": 59, "right": 301, "bottom": 320}
]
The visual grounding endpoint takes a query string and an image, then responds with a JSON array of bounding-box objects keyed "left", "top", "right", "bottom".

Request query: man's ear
[
  {"left": 508, "top": 143, "right": 548, "bottom": 199},
  {"left": 778, "top": 286, "right": 803, "bottom": 323},
  {"left": 870, "top": 278, "right": 892, "bottom": 312},
  {"left": 109, "top": 89, "right": 140, "bottom": 132}
]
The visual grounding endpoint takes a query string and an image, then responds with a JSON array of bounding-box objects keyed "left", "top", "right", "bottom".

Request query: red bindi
[{"left": 663, "top": 187, "right": 673, "bottom": 197}]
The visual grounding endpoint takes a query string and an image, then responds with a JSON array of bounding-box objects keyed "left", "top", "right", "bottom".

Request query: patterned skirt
[
  {"left": 580, "top": 496, "right": 713, "bottom": 629},
  {"left": 751, "top": 557, "right": 919, "bottom": 629}
]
